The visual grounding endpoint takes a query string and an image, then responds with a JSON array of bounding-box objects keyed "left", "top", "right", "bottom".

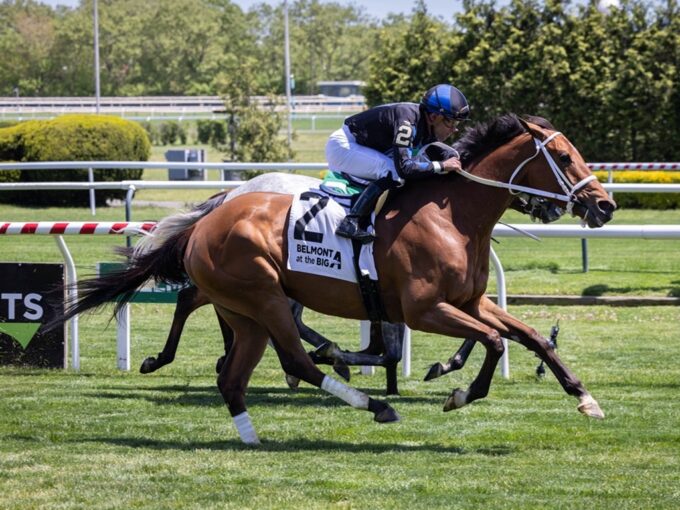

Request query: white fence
[{"left": 0, "top": 95, "right": 366, "bottom": 120}]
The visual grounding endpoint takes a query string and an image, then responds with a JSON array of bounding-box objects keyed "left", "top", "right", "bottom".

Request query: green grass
[
  {"left": 4, "top": 121, "right": 680, "bottom": 508},
  {"left": 491, "top": 209, "right": 680, "bottom": 297},
  {"left": 1, "top": 305, "right": 679, "bottom": 509},
  {"left": 1, "top": 178, "right": 679, "bottom": 508}
]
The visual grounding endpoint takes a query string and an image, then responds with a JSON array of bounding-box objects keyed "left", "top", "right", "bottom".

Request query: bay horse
[
  {"left": 138, "top": 173, "right": 561, "bottom": 390},
  {"left": 57, "top": 114, "right": 615, "bottom": 444}
]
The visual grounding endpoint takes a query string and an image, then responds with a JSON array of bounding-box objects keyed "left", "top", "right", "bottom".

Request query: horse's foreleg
[
  {"left": 140, "top": 285, "right": 209, "bottom": 374},
  {"left": 381, "top": 322, "right": 404, "bottom": 395},
  {"left": 473, "top": 297, "right": 604, "bottom": 418},
  {"left": 424, "top": 338, "right": 476, "bottom": 381},
  {"left": 405, "top": 301, "right": 505, "bottom": 411}
]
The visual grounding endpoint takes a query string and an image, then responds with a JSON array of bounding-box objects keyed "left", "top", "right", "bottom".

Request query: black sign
[{"left": 0, "top": 263, "right": 65, "bottom": 368}]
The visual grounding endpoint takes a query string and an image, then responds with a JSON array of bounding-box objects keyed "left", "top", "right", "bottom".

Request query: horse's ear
[
  {"left": 517, "top": 115, "right": 542, "bottom": 139},
  {"left": 517, "top": 115, "right": 531, "bottom": 132}
]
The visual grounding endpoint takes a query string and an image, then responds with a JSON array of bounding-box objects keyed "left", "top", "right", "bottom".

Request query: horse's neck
[
  {"left": 392, "top": 175, "right": 511, "bottom": 244},
  {"left": 386, "top": 136, "right": 529, "bottom": 239},
  {"left": 453, "top": 136, "right": 528, "bottom": 226}
]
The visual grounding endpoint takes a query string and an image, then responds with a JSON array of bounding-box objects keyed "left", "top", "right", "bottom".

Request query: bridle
[{"left": 454, "top": 131, "right": 597, "bottom": 215}]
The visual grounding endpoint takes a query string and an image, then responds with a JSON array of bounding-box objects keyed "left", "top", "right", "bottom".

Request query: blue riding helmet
[{"left": 420, "top": 84, "right": 470, "bottom": 121}]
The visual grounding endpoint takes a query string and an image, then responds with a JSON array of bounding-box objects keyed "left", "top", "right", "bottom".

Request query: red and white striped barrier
[
  {"left": 588, "top": 162, "right": 680, "bottom": 171},
  {"left": 0, "top": 221, "right": 156, "bottom": 372},
  {"left": 0, "top": 221, "right": 156, "bottom": 235}
]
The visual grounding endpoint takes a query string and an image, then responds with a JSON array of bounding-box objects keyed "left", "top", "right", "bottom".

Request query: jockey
[{"left": 326, "top": 83, "right": 470, "bottom": 244}]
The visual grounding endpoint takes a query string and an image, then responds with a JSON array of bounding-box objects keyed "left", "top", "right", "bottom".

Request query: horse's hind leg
[
  {"left": 214, "top": 307, "right": 269, "bottom": 445},
  {"left": 380, "top": 322, "right": 404, "bottom": 396},
  {"left": 424, "top": 338, "right": 476, "bottom": 381},
  {"left": 214, "top": 309, "right": 234, "bottom": 373},
  {"left": 473, "top": 297, "right": 604, "bottom": 418},
  {"left": 140, "top": 285, "right": 209, "bottom": 374},
  {"left": 259, "top": 295, "right": 400, "bottom": 424}
]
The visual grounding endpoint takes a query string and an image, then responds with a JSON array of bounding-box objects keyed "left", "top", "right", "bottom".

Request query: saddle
[{"left": 289, "top": 172, "right": 389, "bottom": 322}]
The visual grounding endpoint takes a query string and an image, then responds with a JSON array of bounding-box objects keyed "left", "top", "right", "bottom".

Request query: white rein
[{"left": 454, "top": 131, "right": 597, "bottom": 214}]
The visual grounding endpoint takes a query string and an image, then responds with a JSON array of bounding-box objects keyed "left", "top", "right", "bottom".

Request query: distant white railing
[{"left": 0, "top": 95, "right": 366, "bottom": 119}]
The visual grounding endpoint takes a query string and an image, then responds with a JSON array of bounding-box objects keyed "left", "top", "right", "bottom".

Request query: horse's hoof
[
  {"left": 285, "top": 374, "right": 300, "bottom": 390},
  {"left": 314, "top": 341, "right": 341, "bottom": 360},
  {"left": 373, "top": 405, "right": 400, "bottom": 423},
  {"left": 424, "top": 362, "right": 445, "bottom": 381},
  {"left": 215, "top": 355, "right": 226, "bottom": 374},
  {"left": 577, "top": 395, "right": 605, "bottom": 419},
  {"left": 139, "top": 357, "right": 157, "bottom": 374},
  {"left": 443, "top": 388, "right": 468, "bottom": 412},
  {"left": 333, "top": 362, "right": 351, "bottom": 382}
]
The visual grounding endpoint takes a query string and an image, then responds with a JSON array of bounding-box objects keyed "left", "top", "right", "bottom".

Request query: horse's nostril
[{"left": 597, "top": 199, "right": 616, "bottom": 219}]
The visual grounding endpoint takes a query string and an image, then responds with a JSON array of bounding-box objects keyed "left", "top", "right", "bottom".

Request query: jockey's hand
[{"left": 440, "top": 156, "right": 462, "bottom": 174}]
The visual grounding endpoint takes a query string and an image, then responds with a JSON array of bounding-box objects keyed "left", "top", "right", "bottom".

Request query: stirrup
[{"left": 336, "top": 217, "right": 375, "bottom": 244}]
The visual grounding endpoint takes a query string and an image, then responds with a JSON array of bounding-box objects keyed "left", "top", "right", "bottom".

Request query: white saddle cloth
[{"left": 286, "top": 192, "right": 378, "bottom": 283}]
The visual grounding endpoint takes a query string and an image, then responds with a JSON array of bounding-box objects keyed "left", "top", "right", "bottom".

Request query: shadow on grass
[
  {"left": 87, "top": 385, "right": 447, "bottom": 408},
  {"left": 583, "top": 283, "right": 680, "bottom": 296},
  {"left": 73, "top": 435, "right": 515, "bottom": 456},
  {"left": 595, "top": 380, "right": 680, "bottom": 390}
]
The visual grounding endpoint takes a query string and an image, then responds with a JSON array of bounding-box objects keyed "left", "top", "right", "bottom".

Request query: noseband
[{"left": 455, "top": 131, "right": 597, "bottom": 215}]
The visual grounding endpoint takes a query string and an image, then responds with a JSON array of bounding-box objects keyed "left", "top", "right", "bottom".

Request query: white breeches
[{"left": 325, "top": 125, "right": 403, "bottom": 184}]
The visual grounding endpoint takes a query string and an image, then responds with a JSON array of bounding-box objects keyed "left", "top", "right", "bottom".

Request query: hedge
[
  {"left": 594, "top": 171, "right": 680, "bottom": 209},
  {"left": 0, "top": 114, "right": 150, "bottom": 206}
]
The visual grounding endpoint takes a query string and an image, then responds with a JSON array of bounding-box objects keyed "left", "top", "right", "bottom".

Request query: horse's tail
[
  {"left": 132, "top": 191, "right": 228, "bottom": 258},
  {"left": 50, "top": 193, "right": 228, "bottom": 328}
]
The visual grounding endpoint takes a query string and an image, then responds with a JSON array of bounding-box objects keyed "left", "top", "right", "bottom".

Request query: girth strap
[{"left": 351, "top": 238, "right": 390, "bottom": 323}]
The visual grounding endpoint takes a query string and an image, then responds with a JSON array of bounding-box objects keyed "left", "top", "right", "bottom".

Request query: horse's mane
[{"left": 454, "top": 113, "right": 555, "bottom": 166}]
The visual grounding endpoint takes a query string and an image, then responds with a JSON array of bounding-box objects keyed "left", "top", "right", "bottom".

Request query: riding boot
[{"left": 335, "top": 181, "right": 384, "bottom": 244}]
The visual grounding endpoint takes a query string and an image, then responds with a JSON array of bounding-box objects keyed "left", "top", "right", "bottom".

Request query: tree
[
  {"left": 214, "top": 60, "right": 293, "bottom": 165},
  {"left": 364, "top": 0, "right": 449, "bottom": 106},
  {"left": 0, "top": 0, "right": 58, "bottom": 95},
  {"left": 365, "top": 0, "right": 680, "bottom": 162},
  {"left": 246, "top": 0, "right": 378, "bottom": 96}
]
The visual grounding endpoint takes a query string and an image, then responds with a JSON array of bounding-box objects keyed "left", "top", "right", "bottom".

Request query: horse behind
[{"left": 59, "top": 114, "right": 616, "bottom": 444}]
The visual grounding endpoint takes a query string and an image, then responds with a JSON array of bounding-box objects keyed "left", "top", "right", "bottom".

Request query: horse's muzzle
[{"left": 574, "top": 198, "right": 616, "bottom": 228}]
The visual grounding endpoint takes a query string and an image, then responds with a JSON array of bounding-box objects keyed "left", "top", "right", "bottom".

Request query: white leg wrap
[
  {"left": 321, "top": 375, "right": 369, "bottom": 409},
  {"left": 233, "top": 411, "right": 260, "bottom": 444}
]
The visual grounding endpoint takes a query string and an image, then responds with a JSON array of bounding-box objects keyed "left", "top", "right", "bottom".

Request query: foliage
[
  {"left": 214, "top": 62, "right": 294, "bottom": 172},
  {"left": 363, "top": 0, "right": 448, "bottom": 105},
  {"left": 366, "top": 0, "right": 680, "bottom": 163},
  {"left": 594, "top": 170, "right": 680, "bottom": 208},
  {"left": 0, "top": 114, "right": 149, "bottom": 206},
  {"left": 138, "top": 121, "right": 160, "bottom": 145},
  {"left": 196, "top": 119, "right": 227, "bottom": 145},
  {"left": 158, "top": 120, "right": 187, "bottom": 145},
  {"left": 0, "top": 0, "right": 377, "bottom": 97},
  {"left": 1, "top": 0, "right": 680, "bottom": 165}
]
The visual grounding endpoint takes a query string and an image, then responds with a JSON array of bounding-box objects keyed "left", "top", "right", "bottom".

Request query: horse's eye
[{"left": 559, "top": 153, "right": 572, "bottom": 165}]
